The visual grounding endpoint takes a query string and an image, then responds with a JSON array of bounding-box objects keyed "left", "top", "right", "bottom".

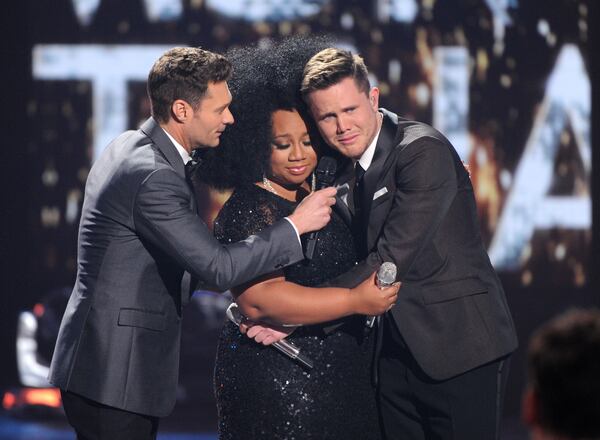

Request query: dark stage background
[{"left": 1, "top": 0, "right": 598, "bottom": 437}]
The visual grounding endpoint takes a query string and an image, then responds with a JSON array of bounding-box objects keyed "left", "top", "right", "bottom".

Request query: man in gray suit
[
  {"left": 49, "top": 47, "right": 353, "bottom": 439},
  {"left": 300, "top": 48, "right": 518, "bottom": 439}
]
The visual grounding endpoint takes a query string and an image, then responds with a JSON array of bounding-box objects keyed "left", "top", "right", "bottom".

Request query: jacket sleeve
[{"left": 132, "top": 168, "right": 304, "bottom": 291}]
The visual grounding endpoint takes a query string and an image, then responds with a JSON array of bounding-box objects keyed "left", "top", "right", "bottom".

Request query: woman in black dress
[{"left": 197, "top": 38, "right": 388, "bottom": 440}]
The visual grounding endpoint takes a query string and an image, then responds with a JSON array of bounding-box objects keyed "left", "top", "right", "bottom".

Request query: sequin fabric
[{"left": 213, "top": 184, "right": 381, "bottom": 440}]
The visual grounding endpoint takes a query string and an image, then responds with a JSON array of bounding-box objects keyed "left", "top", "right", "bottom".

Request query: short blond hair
[{"left": 300, "top": 48, "right": 370, "bottom": 99}]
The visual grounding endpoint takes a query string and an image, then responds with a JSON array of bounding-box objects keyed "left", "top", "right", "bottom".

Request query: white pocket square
[{"left": 373, "top": 187, "right": 388, "bottom": 201}]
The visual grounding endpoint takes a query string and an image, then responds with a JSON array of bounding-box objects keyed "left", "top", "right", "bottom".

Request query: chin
[
  {"left": 285, "top": 176, "right": 309, "bottom": 187},
  {"left": 335, "top": 144, "right": 358, "bottom": 157},
  {"left": 348, "top": 146, "right": 367, "bottom": 159}
]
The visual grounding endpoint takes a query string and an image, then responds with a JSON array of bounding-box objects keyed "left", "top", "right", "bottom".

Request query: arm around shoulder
[{"left": 132, "top": 169, "right": 303, "bottom": 291}]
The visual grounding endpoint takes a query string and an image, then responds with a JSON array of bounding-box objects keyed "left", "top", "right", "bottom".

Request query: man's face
[
  {"left": 306, "top": 77, "right": 380, "bottom": 160},
  {"left": 186, "top": 81, "right": 234, "bottom": 148}
]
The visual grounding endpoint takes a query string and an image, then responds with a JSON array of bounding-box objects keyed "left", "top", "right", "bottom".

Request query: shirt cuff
[{"left": 283, "top": 217, "right": 302, "bottom": 246}]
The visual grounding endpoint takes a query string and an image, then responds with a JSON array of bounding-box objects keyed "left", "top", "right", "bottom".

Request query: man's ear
[
  {"left": 369, "top": 87, "right": 380, "bottom": 110},
  {"left": 522, "top": 386, "right": 539, "bottom": 427},
  {"left": 171, "top": 99, "right": 189, "bottom": 123}
]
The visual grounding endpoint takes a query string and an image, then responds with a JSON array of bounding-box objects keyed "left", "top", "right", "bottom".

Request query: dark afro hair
[{"left": 195, "top": 35, "right": 334, "bottom": 189}]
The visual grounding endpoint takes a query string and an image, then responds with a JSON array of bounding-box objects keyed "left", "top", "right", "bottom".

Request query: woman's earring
[{"left": 311, "top": 173, "right": 316, "bottom": 192}]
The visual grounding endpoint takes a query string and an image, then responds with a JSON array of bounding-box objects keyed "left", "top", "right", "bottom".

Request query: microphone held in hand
[
  {"left": 366, "top": 262, "right": 398, "bottom": 328},
  {"left": 226, "top": 303, "right": 314, "bottom": 370},
  {"left": 376, "top": 262, "right": 397, "bottom": 288},
  {"left": 304, "top": 157, "right": 337, "bottom": 260}
]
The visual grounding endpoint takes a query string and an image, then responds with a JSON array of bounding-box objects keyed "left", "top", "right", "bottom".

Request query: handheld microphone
[
  {"left": 366, "top": 262, "right": 398, "bottom": 328},
  {"left": 226, "top": 303, "right": 314, "bottom": 370},
  {"left": 376, "top": 262, "right": 397, "bottom": 288},
  {"left": 304, "top": 156, "right": 337, "bottom": 260}
]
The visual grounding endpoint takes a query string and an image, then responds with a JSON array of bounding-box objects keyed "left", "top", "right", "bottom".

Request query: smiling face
[
  {"left": 268, "top": 109, "right": 318, "bottom": 191},
  {"left": 306, "top": 77, "right": 380, "bottom": 160},
  {"left": 184, "top": 80, "right": 234, "bottom": 149}
]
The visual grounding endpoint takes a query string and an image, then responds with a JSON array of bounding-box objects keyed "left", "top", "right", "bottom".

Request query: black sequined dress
[{"left": 213, "top": 184, "right": 381, "bottom": 440}]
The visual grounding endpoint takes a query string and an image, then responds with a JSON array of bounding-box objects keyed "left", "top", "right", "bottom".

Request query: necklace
[
  {"left": 262, "top": 176, "right": 279, "bottom": 195},
  {"left": 262, "top": 174, "right": 317, "bottom": 196}
]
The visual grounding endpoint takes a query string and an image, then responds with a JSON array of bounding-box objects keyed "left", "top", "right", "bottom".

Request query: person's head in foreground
[{"left": 523, "top": 308, "right": 600, "bottom": 440}]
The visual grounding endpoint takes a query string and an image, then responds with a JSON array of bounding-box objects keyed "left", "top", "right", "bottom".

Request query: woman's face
[{"left": 268, "top": 109, "right": 318, "bottom": 188}]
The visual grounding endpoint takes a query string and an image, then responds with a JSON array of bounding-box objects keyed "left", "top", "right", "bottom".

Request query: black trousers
[
  {"left": 61, "top": 390, "right": 159, "bottom": 440},
  {"left": 377, "top": 317, "right": 510, "bottom": 440}
]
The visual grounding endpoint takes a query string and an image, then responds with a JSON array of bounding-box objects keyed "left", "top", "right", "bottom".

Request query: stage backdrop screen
[{"left": 27, "top": 0, "right": 591, "bottom": 296}]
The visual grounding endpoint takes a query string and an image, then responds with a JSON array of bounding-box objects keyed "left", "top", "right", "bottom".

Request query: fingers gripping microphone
[
  {"left": 304, "top": 157, "right": 337, "bottom": 260},
  {"left": 226, "top": 303, "right": 313, "bottom": 370},
  {"left": 366, "top": 262, "right": 398, "bottom": 328}
]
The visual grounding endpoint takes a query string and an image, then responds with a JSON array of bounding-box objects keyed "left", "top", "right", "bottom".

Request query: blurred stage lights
[{"left": 2, "top": 388, "right": 62, "bottom": 411}]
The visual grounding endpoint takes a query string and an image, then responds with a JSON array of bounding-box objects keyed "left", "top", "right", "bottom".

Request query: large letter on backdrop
[{"left": 488, "top": 45, "right": 591, "bottom": 269}]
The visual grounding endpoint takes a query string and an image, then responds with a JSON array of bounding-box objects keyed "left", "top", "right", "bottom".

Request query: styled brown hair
[
  {"left": 147, "top": 47, "right": 232, "bottom": 123},
  {"left": 300, "top": 47, "right": 370, "bottom": 98}
]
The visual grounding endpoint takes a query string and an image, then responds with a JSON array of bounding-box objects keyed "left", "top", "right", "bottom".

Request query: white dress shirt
[
  {"left": 162, "top": 128, "right": 191, "bottom": 164},
  {"left": 357, "top": 111, "right": 384, "bottom": 172}
]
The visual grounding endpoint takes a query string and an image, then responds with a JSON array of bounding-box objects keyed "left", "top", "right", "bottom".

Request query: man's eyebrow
[{"left": 318, "top": 111, "right": 336, "bottom": 120}]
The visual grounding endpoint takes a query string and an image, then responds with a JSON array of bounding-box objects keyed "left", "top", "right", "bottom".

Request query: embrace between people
[{"left": 49, "top": 37, "right": 517, "bottom": 440}]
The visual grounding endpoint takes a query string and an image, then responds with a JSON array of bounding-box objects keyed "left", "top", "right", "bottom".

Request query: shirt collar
[
  {"left": 357, "top": 111, "right": 383, "bottom": 171},
  {"left": 162, "top": 128, "right": 192, "bottom": 164}
]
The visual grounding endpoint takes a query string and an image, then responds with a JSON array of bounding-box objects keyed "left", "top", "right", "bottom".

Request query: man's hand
[
  {"left": 240, "top": 321, "right": 296, "bottom": 346},
  {"left": 349, "top": 272, "right": 400, "bottom": 316},
  {"left": 287, "top": 187, "right": 337, "bottom": 235}
]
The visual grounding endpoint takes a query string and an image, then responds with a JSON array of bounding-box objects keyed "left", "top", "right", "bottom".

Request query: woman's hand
[
  {"left": 240, "top": 321, "right": 296, "bottom": 346},
  {"left": 349, "top": 272, "right": 400, "bottom": 316}
]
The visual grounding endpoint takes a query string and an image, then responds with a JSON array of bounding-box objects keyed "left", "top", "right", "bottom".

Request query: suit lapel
[
  {"left": 140, "top": 117, "right": 197, "bottom": 213},
  {"left": 361, "top": 110, "right": 399, "bottom": 224},
  {"left": 335, "top": 156, "right": 355, "bottom": 188},
  {"left": 334, "top": 191, "right": 352, "bottom": 227},
  {"left": 140, "top": 117, "right": 187, "bottom": 180},
  {"left": 333, "top": 157, "right": 354, "bottom": 226}
]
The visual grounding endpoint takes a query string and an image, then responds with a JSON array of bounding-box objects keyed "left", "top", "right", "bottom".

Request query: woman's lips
[{"left": 287, "top": 165, "right": 309, "bottom": 175}]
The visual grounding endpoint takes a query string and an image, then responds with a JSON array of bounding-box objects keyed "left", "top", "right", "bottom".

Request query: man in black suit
[
  {"left": 49, "top": 47, "right": 347, "bottom": 440},
  {"left": 300, "top": 48, "right": 518, "bottom": 439}
]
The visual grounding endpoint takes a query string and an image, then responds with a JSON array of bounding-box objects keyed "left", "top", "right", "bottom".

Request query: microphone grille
[
  {"left": 377, "top": 262, "right": 397, "bottom": 286},
  {"left": 314, "top": 156, "right": 338, "bottom": 189},
  {"left": 318, "top": 156, "right": 337, "bottom": 173}
]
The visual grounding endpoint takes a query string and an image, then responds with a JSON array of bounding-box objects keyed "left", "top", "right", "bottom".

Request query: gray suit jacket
[
  {"left": 331, "top": 109, "right": 517, "bottom": 380},
  {"left": 48, "top": 118, "right": 304, "bottom": 416}
]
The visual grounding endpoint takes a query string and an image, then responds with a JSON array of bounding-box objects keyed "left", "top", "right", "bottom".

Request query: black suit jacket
[
  {"left": 48, "top": 118, "right": 304, "bottom": 416},
  {"left": 331, "top": 109, "right": 517, "bottom": 380}
]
